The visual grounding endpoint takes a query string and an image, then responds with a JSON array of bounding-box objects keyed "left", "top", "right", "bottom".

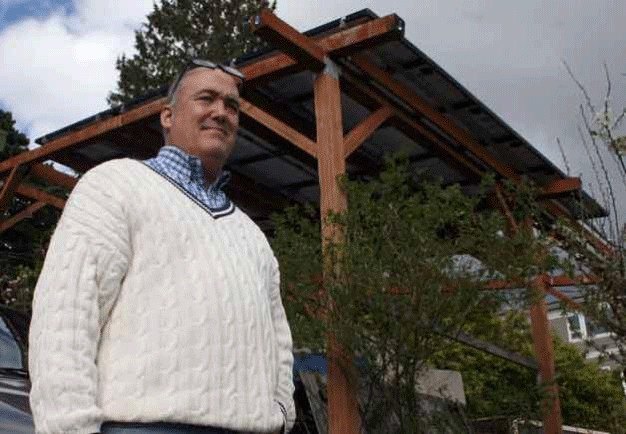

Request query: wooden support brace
[
  {"left": 537, "top": 177, "right": 581, "bottom": 200},
  {"left": 492, "top": 183, "right": 519, "bottom": 234},
  {"left": 352, "top": 54, "right": 523, "bottom": 182},
  {"left": 341, "top": 74, "right": 484, "bottom": 180},
  {"left": 0, "top": 165, "right": 30, "bottom": 212},
  {"left": 0, "top": 97, "right": 165, "bottom": 175},
  {"left": 250, "top": 9, "right": 327, "bottom": 72},
  {"left": 343, "top": 105, "right": 394, "bottom": 157},
  {"left": 241, "top": 14, "right": 403, "bottom": 84},
  {"left": 15, "top": 184, "right": 65, "bottom": 210},
  {"left": 0, "top": 201, "right": 46, "bottom": 233},
  {"left": 240, "top": 99, "right": 317, "bottom": 158},
  {"left": 30, "top": 163, "right": 78, "bottom": 190},
  {"left": 543, "top": 286, "right": 583, "bottom": 311}
]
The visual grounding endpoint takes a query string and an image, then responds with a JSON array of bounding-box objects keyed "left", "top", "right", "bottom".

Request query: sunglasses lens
[
  {"left": 185, "top": 59, "right": 244, "bottom": 81},
  {"left": 223, "top": 66, "right": 245, "bottom": 80},
  {"left": 192, "top": 59, "right": 218, "bottom": 69}
]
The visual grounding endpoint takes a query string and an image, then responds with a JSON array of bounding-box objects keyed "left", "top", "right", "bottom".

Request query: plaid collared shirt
[{"left": 143, "top": 146, "right": 234, "bottom": 218}]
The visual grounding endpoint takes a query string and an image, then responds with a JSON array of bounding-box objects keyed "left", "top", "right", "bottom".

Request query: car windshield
[{"left": 0, "top": 314, "right": 24, "bottom": 370}]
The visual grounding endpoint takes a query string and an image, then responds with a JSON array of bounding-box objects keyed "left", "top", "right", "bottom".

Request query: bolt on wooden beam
[{"left": 250, "top": 9, "right": 326, "bottom": 72}]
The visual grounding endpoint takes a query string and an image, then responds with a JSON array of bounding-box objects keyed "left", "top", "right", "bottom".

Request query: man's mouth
[{"left": 200, "top": 123, "right": 228, "bottom": 135}]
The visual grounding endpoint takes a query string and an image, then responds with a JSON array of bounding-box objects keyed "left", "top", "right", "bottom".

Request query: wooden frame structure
[{"left": 0, "top": 9, "right": 613, "bottom": 434}]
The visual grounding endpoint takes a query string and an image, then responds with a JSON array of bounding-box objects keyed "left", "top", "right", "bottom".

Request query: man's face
[{"left": 160, "top": 67, "right": 241, "bottom": 178}]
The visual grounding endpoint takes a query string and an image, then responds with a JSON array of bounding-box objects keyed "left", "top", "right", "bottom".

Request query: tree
[
  {"left": 557, "top": 64, "right": 626, "bottom": 368},
  {"left": 108, "top": 0, "right": 275, "bottom": 106},
  {"left": 432, "top": 310, "right": 626, "bottom": 433},
  {"left": 271, "top": 158, "right": 558, "bottom": 432},
  {"left": 0, "top": 110, "right": 28, "bottom": 160},
  {"left": 0, "top": 110, "right": 60, "bottom": 313}
]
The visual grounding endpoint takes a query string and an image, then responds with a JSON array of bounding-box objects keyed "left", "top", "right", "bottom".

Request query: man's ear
[{"left": 160, "top": 106, "right": 172, "bottom": 130}]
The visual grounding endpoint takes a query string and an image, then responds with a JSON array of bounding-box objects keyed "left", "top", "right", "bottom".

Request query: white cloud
[
  {"left": 70, "top": 0, "right": 154, "bottom": 32},
  {"left": 0, "top": 0, "right": 153, "bottom": 141},
  {"left": 0, "top": 0, "right": 624, "bottom": 221}
]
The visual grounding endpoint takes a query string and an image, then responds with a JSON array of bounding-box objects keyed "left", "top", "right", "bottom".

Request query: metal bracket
[{"left": 322, "top": 58, "right": 341, "bottom": 79}]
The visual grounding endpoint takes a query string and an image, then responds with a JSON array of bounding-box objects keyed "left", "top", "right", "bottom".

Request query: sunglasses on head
[
  {"left": 168, "top": 59, "right": 245, "bottom": 99},
  {"left": 185, "top": 59, "right": 245, "bottom": 80}
]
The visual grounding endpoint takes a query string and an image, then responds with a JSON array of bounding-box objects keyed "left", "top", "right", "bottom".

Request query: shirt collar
[{"left": 155, "top": 145, "right": 230, "bottom": 190}]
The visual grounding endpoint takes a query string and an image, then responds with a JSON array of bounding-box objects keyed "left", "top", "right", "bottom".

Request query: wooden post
[
  {"left": 494, "top": 192, "right": 563, "bottom": 433},
  {"left": 314, "top": 60, "right": 361, "bottom": 434},
  {"left": 529, "top": 277, "right": 563, "bottom": 434}
]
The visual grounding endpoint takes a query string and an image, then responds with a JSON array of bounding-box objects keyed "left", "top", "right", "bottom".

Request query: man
[{"left": 28, "top": 60, "right": 295, "bottom": 434}]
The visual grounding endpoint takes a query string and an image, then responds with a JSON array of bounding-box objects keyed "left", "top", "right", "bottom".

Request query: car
[
  {"left": 0, "top": 305, "right": 34, "bottom": 433},
  {"left": 0, "top": 305, "right": 320, "bottom": 434}
]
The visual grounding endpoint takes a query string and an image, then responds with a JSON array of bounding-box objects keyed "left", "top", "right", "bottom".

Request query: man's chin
[{"left": 198, "top": 144, "right": 231, "bottom": 164}]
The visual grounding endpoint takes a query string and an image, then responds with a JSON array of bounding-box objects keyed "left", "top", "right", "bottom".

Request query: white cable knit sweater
[{"left": 28, "top": 159, "right": 295, "bottom": 434}]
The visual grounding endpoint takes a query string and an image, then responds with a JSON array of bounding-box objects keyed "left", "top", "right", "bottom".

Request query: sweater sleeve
[
  {"left": 28, "top": 163, "right": 131, "bottom": 434},
  {"left": 268, "top": 255, "right": 296, "bottom": 433}
]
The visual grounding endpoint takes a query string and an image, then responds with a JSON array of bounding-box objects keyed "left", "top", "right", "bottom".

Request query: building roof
[{"left": 9, "top": 9, "right": 608, "bottom": 226}]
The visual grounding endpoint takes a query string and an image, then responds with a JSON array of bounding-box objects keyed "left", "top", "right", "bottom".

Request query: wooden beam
[
  {"left": 485, "top": 274, "right": 598, "bottom": 291},
  {"left": 315, "top": 66, "right": 361, "bottom": 434},
  {"left": 545, "top": 274, "right": 599, "bottom": 287},
  {"left": 343, "top": 106, "right": 394, "bottom": 157},
  {"left": 341, "top": 59, "right": 611, "bottom": 264},
  {"left": 537, "top": 177, "right": 581, "bottom": 200},
  {"left": 319, "top": 14, "right": 404, "bottom": 58},
  {"left": 240, "top": 99, "right": 317, "bottom": 158},
  {"left": 346, "top": 56, "right": 610, "bottom": 256},
  {"left": 0, "top": 97, "right": 165, "bottom": 175},
  {"left": 240, "top": 14, "right": 403, "bottom": 84},
  {"left": 543, "top": 286, "right": 583, "bottom": 312},
  {"left": 544, "top": 200, "right": 615, "bottom": 258},
  {"left": 341, "top": 74, "right": 484, "bottom": 180},
  {"left": 0, "top": 165, "right": 29, "bottom": 212},
  {"left": 529, "top": 278, "right": 563, "bottom": 434},
  {"left": 30, "top": 164, "right": 78, "bottom": 190},
  {"left": 0, "top": 201, "right": 46, "bottom": 233},
  {"left": 352, "top": 55, "right": 523, "bottom": 182},
  {"left": 250, "top": 9, "right": 326, "bottom": 71},
  {"left": 15, "top": 184, "right": 65, "bottom": 210},
  {"left": 492, "top": 184, "right": 519, "bottom": 234}
]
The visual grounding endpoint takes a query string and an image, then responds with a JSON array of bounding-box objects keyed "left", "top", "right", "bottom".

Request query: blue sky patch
[{"left": 0, "top": 0, "right": 74, "bottom": 32}]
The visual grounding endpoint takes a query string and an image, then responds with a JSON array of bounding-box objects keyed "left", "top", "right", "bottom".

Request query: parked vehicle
[
  {"left": 0, "top": 305, "right": 34, "bottom": 433},
  {"left": 0, "top": 306, "right": 318, "bottom": 434}
]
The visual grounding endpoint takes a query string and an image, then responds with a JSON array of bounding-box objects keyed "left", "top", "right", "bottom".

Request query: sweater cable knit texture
[{"left": 28, "top": 159, "right": 295, "bottom": 434}]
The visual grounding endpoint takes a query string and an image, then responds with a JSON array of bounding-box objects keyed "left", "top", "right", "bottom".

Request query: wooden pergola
[{"left": 0, "top": 9, "right": 612, "bottom": 434}]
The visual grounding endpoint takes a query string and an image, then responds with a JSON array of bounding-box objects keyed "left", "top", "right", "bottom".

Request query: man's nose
[{"left": 211, "top": 98, "right": 228, "bottom": 119}]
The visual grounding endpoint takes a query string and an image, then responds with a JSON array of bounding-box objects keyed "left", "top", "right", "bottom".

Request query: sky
[{"left": 0, "top": 0, "right": 625, "bottom": 228}]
